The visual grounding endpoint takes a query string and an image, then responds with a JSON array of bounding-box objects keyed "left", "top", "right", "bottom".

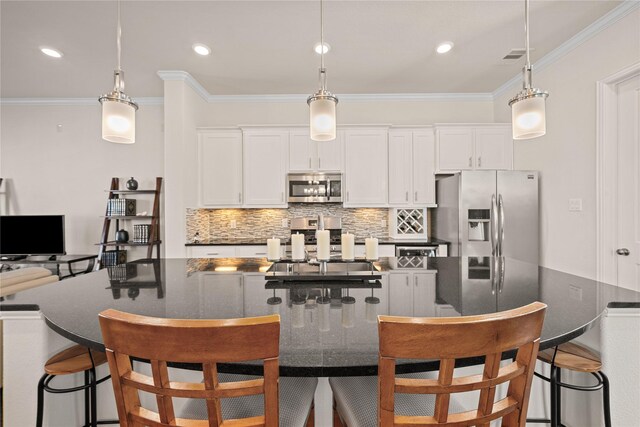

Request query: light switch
[
  {"left": 568, "top": 198, "right": 583, "bottom": 212},
  {"left": 230, "top": 220, "right": 237, "bottom": 229},
  {"left": 281, "top": 218, "right": 288, "bottom": 228}
]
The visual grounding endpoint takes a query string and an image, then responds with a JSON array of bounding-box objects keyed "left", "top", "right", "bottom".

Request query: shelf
[
  {"left": 97, "top": 240, "right": 162, "bottom": 247},
  {"left": 107, "top": 190, "right": 157, "bottom": 194},
  {"left": 102, "top": 215, "right": 155, "bottom": 219}
]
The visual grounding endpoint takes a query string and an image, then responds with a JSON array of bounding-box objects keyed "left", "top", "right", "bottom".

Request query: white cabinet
[
  {"left": 344, "top": 128, "right": 388, "bottom": 206},
  {"left": 289, "top": 129, "right": 343, "bottom": 172},
  {"left": 389, "top": 272, "right": 436, "bottom": 316},
  {"left": 188, "top": 245, "right": 236, "bottom": 259},
  {"left": 388, "top": 129, "right": 436, "bottom": 207},
  {"left": 436, "top": 124, "right": 513, "bottom": 172},
  {"left": 198, "top": 273, "right": 244, "bottom": 318},
  {"left": 243, "top": 130, "right": 289, "bottom": 207},
  {"left": 354, "top": 244, "right": 396, "bottom": 258},
  {"left": 197, "top": 130, "right": 243, "bottom": 206},
  {"left": 235, "top": 245, "right": 270, "bottom": 258}
]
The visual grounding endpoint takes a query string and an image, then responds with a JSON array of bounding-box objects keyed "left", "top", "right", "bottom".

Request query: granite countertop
[
  {"left": 186, "top": 237, "right": 450, "bottom": 246},
  {"left": 3, "top": 257, "right": 639, "bottom": 377}
]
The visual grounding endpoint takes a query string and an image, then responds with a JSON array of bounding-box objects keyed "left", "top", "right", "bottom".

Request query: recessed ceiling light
[
  {"left": 192, "top": 43, "right": 211, "bottom": 56},
  {"left": 40, "top": 47, "right": 63, "bottom": 58},
  {"left": 436, "top": 42, "right": 454, "bottom": 54},
  {"left": 314, "top": 42, "right": 331, "bottom": 55}
]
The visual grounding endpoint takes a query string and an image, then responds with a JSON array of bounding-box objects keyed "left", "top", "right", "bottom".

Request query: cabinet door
[
  {"left": 437, "top": 128, "right": 474, "bottom": 171},
  {"left": 344, "top": 129, "right": 388, "bottom": 206},
  {"left": 235, "top": 245, "right": 270, "bottom": 258},
  {"left": 388, "top": 131, "right": 413, "bottom": 206},
  {"left": 188, "top": 246, "right": 236, "bottom": 258},
  {"left": 413, "top": 131, "right": 436, "bottom": 206},
  {"left": 413, "top": 273, "right": 436, "bottom": 317},
  {"left": 198, "top": 131, "right": 243, "bottom": 206},
  {"left": 475, "top": 127, "right": 513, "bottom": 170},
  {"left": 289, "top": 130, "right": 314, "bottom": 171},
  {"left": 243, "top": 131, "right": 289, "bottom": 207},
  {"left": 198, "top": 273, "right": 244, "bottom": 319},
  {"left": 317, "top": 130, "right": 344, "bottom": 171},
  {"left": 389, "top": 273, "right": 413, "bottom": 316}
]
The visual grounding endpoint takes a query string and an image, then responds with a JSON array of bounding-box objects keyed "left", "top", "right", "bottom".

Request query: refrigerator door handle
[
  {"left": 491, "top": 194, "right": 498, "bottom": 256},
  {"left": 498, "top": 194, "right": 505, "bottom": 257},
  {"left": 491, "top": 257, "right": 497, "bottom": 295}
]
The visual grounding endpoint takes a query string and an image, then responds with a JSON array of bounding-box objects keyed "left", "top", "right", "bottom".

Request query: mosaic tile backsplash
[{"left": 186, "top": 204, "right": 390, "bottom": 242}]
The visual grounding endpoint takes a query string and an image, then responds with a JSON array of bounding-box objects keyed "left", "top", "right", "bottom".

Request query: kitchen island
[{"left": 2, "top": 256, "right": 639, "bottom": 425}]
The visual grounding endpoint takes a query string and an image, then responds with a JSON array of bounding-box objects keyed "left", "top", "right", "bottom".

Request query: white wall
[
  {"left": 0, "top": 104, "right": 164, "bottom": 257},
  {"left": 493, "top": 9, "right": 640, "bottom": 280}
]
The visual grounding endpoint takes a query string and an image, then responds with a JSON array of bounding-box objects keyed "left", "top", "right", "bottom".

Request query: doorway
[{"left": 597, "top": 62, "right": 640, "bottom": 291}]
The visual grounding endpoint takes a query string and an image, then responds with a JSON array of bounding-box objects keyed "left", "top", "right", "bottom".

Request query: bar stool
[
  {"left": 530, "top": 342, "right": 611, "bottom": 427},
  {"left": 36, "top": 344, "right": 116, "bottom": 427}
]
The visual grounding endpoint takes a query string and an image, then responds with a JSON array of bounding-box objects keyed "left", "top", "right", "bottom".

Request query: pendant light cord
[
  {"left": 525, "top": 0, "right": 530, "bottom": 69},
  {"left": 319, "top": 0, "right": 326, "bottom": 91},
  {"left": 117, "top": 0, "right": 122, "bottom": 71}
]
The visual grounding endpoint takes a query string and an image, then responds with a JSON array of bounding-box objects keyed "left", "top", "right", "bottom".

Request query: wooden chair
[
  {"left": 528, "top": 342, "right": 611, "bottom": 427},
  {"left": 98, "top": 309, "right": 317, "bottom": 427},
  {"left": 330, "top": 301, "right": 546, "bottom": 427}
]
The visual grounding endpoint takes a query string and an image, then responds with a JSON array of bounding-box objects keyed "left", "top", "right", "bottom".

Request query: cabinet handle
[
  {"left": 319, "top": 158, "right": 322, "bottom": 169},
  {"left": 414, "top": 276, "right": 417, "bottom": 287},
  {"left": 347, "top": 191, "right": 349, "bottom": 202},
  {"left": 468, "top": 156, "right": 472, "bottom": 167},
  {"left": 405, "top": 276, "right": 409, "bottom": 286},
  {"left": 414, "top": 191, "right": 418, "bottom": 201},
  {"left": 478, "top": 156, "right": 482, "bottom": 167},
  {"left": 238, "top": 193, "right": 242, "bottom": 203},
  {"left": 405, "top": 191, "right": 409, "bottom": 202},
  {"left": 309, "top": 158, "right": 312, "bottom": 168},
  {"left": 281, "top": 192, "right": 284, "bottom": 202},
  {"left": 207, "top": 253, "right": 220, "bottom": 256},
  {"left": 254, "top": 252, "right": 267, "bottom": 255}
]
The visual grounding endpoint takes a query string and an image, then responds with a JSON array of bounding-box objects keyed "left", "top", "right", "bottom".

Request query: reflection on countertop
[{"left": 185, "top": 237, "right": 450, "bottom": 246}]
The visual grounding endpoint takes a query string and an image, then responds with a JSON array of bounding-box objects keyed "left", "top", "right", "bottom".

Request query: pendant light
[
  {"left": 508, "top": 0, "right": 549, "bottom": 140},
  {"left": 99, "top": 1, "right": 138, "bottom": 144},
  {"left": 307, "top": 0, "right": 338, "bottom": 142}
]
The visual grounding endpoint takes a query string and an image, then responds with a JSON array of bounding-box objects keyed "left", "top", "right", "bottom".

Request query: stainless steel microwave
[{"left": 287, "top": 173, "right": 342, "bottom": 203}]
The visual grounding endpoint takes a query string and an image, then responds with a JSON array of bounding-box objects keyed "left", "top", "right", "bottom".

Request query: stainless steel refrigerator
[{"left": 433, "top": 170, "right": 539, "bottom": 264}]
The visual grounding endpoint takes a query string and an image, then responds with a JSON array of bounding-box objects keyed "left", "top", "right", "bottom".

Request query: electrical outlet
[
  {"left": 569, "top": 285, "right": 583, "bottom": 301},
  {"left": 230, "top": 220, "right": 237, "bottom": 229},
  {"left": 281, "top": 218, "right": 288, "bottom": 228},
  {"left": 381, "top": 219, "right": 387, "bottom": 227},
  {"left": 568, "top": 198, "right": 583, "bottom": 212}
]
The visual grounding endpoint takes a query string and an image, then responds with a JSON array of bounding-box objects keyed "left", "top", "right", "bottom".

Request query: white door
[
  {"left": 388, "top": 273, "right": 413, "bottom": 316},
  {"left": 413, "top": 131, "right": 436, "bottom": 205},
  {"left": 289, "top": 130, "right": 314, "bottom": 171},
  {"left": 413, "top": 273, "right": 436, "bottom": 317},
  {"left": 388, "top": 131, "right": 413, "bottom": 206},
  {"left": 198, "top": 131, "right": 243, "bottom": 206},
  {"left": 243, "top": 131, "right": 288, "bottom": 207},
  {"left": 317, "top": 130, "right": 344, "bottom": 171},
  {"left": 344, "top": 129, "right": 388, "bottom": 206},
  {"left": 474, "top": 127, "right": 513, "bottom": 170},
  {"left": 437, "top": 127, "right": 474, "bottom": 171},
  {"left": 616, "top": 75, "right": 640, "bottom": 291}
]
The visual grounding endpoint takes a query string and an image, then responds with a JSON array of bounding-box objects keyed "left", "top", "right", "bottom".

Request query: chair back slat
[
  {"left": 99, "top": 309, "right": 280, "bottom": 427},
  {"left": 377, "top": 301, "right": 546, "bottom": 427}
]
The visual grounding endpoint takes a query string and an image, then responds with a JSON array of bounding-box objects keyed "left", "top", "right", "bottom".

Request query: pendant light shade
[
  {"left": 99, "top": 1, "right": 138, "bottom": 144},
  {"left": 308, "top": 0, "right": 338, "bottom": 141},
  {"left": 509, "top": 0, "right": 548, "bottom": 140}
]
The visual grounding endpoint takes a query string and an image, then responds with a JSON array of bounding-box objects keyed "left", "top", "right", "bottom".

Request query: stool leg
[
  {"left": 90, "top": 367, "right": 98, "bottom": 427},
  {"left": 84, "top": 370, "right": 91, "bottom": 427},
  {"left": 556, "top": 368, "right": 563, "bottom": 427},
  {"left": 600, "top": 371, "right": 612, "bottom": 427},
  {"left": 36, "top": 374, "right": 48, "bottom": 427},
  {"left": 550, "top": 366, "right": 558, "bottom": 427}
]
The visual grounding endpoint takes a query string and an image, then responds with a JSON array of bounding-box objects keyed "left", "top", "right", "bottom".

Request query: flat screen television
[{"left": 0, "top": 215, "right": 66, "bottom": 258}]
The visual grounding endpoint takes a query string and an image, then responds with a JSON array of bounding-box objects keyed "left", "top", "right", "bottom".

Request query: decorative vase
[
  {"left": 126, "top": 177, "right": 138, "bottom": 190},
  {"left": 116, "top": 229, "right": 129, "bottom": 243}
]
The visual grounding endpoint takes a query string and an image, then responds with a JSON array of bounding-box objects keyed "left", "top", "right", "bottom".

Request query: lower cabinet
[
  {"left": 389, "top": 272, "right": 436, "bottom": 316},
  {"left": 198, "top": 273, "right": 244, "bottom": 318},
  {"left": 354, "top": 244, "right": 396, "bottom": 258}
]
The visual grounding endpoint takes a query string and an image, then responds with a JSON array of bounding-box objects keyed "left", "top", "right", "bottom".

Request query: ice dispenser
[{"left": 467, "top": 209, "right": 490, "bottom": 241}]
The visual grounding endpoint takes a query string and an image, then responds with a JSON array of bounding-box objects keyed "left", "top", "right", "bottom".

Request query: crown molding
[
  {"left": 0, "top": 97, "right": 163, "bottom": 106},
  {"left": 157, "top": 70, "right": 210, "bottom": 101},
  {"left": 492, "top": 0, "right": 640, "bottom": 99}
]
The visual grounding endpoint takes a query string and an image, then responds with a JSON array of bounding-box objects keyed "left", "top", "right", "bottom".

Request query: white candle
[
  {"left": 291, "top": 233, "right": 305, "bottom": 261},
  {"left": 318, "top": 297, "right": 330, "bottom": 332},
  {"left": 341, "top": 297, "right": 356, "bottom": 328},
  {"left": 365, "top": 237, "right": 379, "bottom": 260},
  {"left": 267, "top": 237, "right": 281, "bottom": 261},
  {"left": 316, "top": 230, "right": 330, "bottom": 261},
  {"left": 341, "top": 232, "right": 355, "bottom": 260}
]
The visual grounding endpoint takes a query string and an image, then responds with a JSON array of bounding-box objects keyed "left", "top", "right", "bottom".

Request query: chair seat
[
  {"left": 538, "top": 342, "right": 601, "bottom": 373},
  {"left": 180, "top": 373, "right": 317, "bottom": 427},
  {"left": 44, "top": 345, "right": 107, "bottom": 376},
  {"left": 330, "top": 372, "right": 465, "bottom": 427}
]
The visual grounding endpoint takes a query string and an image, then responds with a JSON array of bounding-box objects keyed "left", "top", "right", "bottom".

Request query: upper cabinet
[
  {"left": 435, "top": 124, "right": 513, "bottom": 172},
  {"left": 344, "top": 128, "right": 388, "bottom": 207},
  {"left": 243, "top": 129, "right": 289, "bottom": 207},
  {"left": 388, "top": 128, "right": 436, "bottom": 207},
  {"left": 289, "top": 129, "right": 344, "bottom": 172},
  {"left": 198, "top": 130, "right": 243, "bottom": 207}
]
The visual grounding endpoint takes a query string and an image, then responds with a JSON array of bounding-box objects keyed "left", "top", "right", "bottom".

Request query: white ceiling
[{"left": 0, "top": 0, "right": 623, "bottom": 98}]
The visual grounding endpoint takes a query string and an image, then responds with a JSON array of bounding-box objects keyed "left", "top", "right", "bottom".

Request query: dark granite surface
[
  {"left": 185, "top": 237, "right": 450, "bottom": 246},
  {"left": 2, "top": 257, "right": 638, "bottom": 377}
]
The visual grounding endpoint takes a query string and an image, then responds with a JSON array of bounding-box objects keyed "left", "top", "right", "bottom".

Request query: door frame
[{"left": 596, "top": 61, "right": 640, "bottom": 285}]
